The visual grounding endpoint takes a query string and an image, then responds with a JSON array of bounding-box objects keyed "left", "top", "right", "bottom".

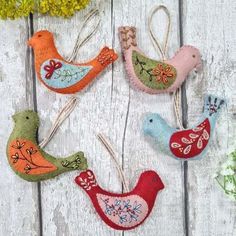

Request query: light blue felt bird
[{"left": 143, "top": 95, "right": 225, "bottom": 160}]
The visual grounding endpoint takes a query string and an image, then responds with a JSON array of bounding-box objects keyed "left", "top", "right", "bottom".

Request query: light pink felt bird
[{"left": 119, "top": 26, "right": 202, "bottom": 94}]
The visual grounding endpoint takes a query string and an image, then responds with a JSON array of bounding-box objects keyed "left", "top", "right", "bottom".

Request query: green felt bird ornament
[{"left": 6, "top": 110, "right": 88, "bottom": 182}]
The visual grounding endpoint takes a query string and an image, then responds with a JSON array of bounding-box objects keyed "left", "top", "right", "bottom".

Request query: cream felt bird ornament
[{"left": 7, "top": 110, "right": 88, "bottom": 182}]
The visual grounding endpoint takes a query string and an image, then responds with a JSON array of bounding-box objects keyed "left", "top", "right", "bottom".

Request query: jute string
[
  {"left": 39, "top": 97, "right": 77, "bottom": 148},
  {"left": 97, "top": 133, "right": 130, "bottom": 193},
  {"left": 148, "top": 5, "right": 171, "bottom": 61},
  {"left": 148, "top": 5, "right": 184, "bottom": 129},
  {"left": 67, "top": 7, "right": 101, "bottom": 62}
]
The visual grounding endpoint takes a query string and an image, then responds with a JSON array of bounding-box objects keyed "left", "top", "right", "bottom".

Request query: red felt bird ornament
[
  {"left": 75, "top": 169, "right": 164, "bottom": 230},
  {"left": 75, "top": 134, "right": 165, "bottom": 230}
]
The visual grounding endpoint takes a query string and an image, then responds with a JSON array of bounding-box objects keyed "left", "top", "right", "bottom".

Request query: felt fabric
[
  {"left": 41, "top": 59, "right": 92, "bottom": 88},
  {"left": 75, "top": 169, "right": 164, "bottom": 230},
  {"left": 143, "top": 95, "right": 225, "bottom": 160},
  {"left": 7, "top": 110, "right": 88, "bottom": 182},
  {"left": 28, "top": 30, "right": 118, "bottom": 94},
  {"left": 119, "top": 26, "right": 202, "bottom": 94}
]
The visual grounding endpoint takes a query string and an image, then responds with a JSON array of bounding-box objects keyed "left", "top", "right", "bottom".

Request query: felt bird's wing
[
  {"left": 40, "top": 59, "right": 93, "bottom": 89},
  {"left": 96, "top": 193, "right": 148, "bottom": 228},
  {"left": 131, "top": 50, "right": 177, "bottom": 90},
  {"left": 8, "top": 139, "right": 57, "bottom": 175},
  {"left": 169, "top": 118, "right": 211, "bottom": 159}
]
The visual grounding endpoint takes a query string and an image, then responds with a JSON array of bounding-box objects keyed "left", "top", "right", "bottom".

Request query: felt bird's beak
[
  {"left": 27, "top": 38, "right": 34, "bottom": 47},
  {"left": 12, "top": 114, "right": 17, "bottom": 123},
  {"left": 195, "top": 62, "right": 203, "bottom": 72}
]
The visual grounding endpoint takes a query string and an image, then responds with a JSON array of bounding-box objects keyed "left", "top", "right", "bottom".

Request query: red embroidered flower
[
  {"left": 44, "top": 60, "right": 62, "bottom": 79},
  {"left": 152, "top": 64, "right": 174, "bottom": 84}
]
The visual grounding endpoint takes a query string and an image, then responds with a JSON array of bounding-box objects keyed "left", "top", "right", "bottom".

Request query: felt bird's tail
[
  {"left": 118, "top": 26, "right": 138, "bottom": 52},
  {"left": 203, "top": 95, "right": 225, "bottom": 118},
  {"left": 75, "top": 169, "right": 99, "bottom": 194},
  {"left": 96, "top": 46, "right": 118, "bottom": 67},
  {"left": 60, "top": 151, "right": 88, "bottom": 171}
]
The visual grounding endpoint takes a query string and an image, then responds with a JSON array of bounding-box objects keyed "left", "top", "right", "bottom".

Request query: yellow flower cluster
[
  {"left": 0, "top": 0, "right": 90, "bottom": 19},
  {"left": 38, "top": 0, "right": 90, "bottom": 18},
  {"left": 0, "top": 0, "right": 34, "bottom": 19}
]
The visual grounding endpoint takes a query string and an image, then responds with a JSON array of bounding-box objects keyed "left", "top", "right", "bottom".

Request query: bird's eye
[
  {"left": 26, "top": 116, "right": 29, "bottom": 120},
  {"left": 149, "top": 119, "right": 153, "bottom": 123},
  {"left": 38, "top": 34, "right": 42, "bottom": 37},
  {"left": 192, "top": 54, "right": 196, "bottom": 58}
]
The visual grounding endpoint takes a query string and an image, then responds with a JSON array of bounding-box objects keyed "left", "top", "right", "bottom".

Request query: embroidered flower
[
  {"left": 11, "top": 153, "right": 20, "bottom": 163},
  {"left": 101, "top": 197, "right": 143, "bottom": 224},
  {"left": 44, "top": 60, "right": 62, "bottom": 79},
  {"left": 12, "top": 140, "right": 25, "bottom": 149},
  {"left": 24, "top": 164, "right": 32, "bottom": 174},
  {"left": 152, "top": 64, "right": 175, "bottom": 84},
  {"left": 26, "top": 147, "right": 37, "bottom": 155}
]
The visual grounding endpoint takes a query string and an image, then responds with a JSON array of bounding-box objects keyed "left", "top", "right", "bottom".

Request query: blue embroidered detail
[
  {"left": 100, "top": 197, "right": 142, "bottom": 224},
  {"left": 40, "top": 59, "right": 92, "bottom": 89}
]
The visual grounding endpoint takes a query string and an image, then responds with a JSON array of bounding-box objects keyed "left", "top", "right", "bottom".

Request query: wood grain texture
[
  {"left": 0, "top": 0, "right": 235, "bottom": 235},
  {"left": 33, "top": 1, "right": 122, "bottom": 235},
  {"left": 182, "top": 0, "right": 236, "bottom": 235},
  {"left": 113, "top": 0, "right": 185, "bottom": 235},
  {"left": 0, "top": 19, "right": 39, "bottom": 235}
]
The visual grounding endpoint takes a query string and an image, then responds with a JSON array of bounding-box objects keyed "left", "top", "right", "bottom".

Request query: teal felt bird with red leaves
[{"left": 143, "top": 95, "right": 225, "bottom": 160}]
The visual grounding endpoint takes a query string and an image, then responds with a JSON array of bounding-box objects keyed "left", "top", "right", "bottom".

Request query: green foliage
[
  {"left": 0, "top": 0, "right": 90, "bottom": 19},
  {"left": 215, "top": 151, "right": 236, "bottom": 201}
]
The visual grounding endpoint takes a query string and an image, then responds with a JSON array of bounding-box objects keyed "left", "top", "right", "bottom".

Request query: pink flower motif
[{"left": 44, "top": 60, "right": 62, "bottom": 79}]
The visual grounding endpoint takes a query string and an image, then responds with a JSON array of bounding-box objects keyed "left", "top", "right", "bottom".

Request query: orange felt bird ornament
[{"left": 28, "top": 30, "right": 118, "bottom": 94}]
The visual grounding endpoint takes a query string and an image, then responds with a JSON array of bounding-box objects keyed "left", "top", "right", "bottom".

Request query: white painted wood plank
[
  {"left": 0, "top": 19, "right": 39, "bottom": 235},
  {"left": 183, "top": 0, "right": 236, "bottom": 235},
  {"left": 33, "top": 1, "right": 122, "bottom": 235},
  {"left": 113, "top": 0, "right": 185, "bottom": 235}
]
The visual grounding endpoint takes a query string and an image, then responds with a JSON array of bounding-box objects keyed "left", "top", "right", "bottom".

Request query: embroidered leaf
[
  {"left": 202, "top": 129, "right": 209, "bottom": 140},
  {"left": 181, "top": 137, "right": 192, "bottom": 144},
  {"left": 171, "top": 142, "right": 181, "bottom": 148},
  {"left": 169, "top": 118, "right": 211, "bottom": 159},
  {"left": 78, "top": 170, "right": 97, "bottom": 190},
  {"left": 183, "top": 145, "right": 192, "bottom": 155},
  {"left": 192, "top": 126, "right": 204, "bottom": 132},
  {"left": 189, "top": 133, "right": 199, "bottom": 139},
  {"left": 197, "top": 138, "right": 203, "bottom": 149}
]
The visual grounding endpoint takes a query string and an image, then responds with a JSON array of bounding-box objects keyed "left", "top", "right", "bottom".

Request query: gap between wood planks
[
  {"left": 24, "top": 0, "right": 189, "bottom": 235},
  {"left": 178, "top": 0, "right": 189, "bottom": 236},
  {"left": 26, "top": 13, "right": 43, "bottom": 236}
]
